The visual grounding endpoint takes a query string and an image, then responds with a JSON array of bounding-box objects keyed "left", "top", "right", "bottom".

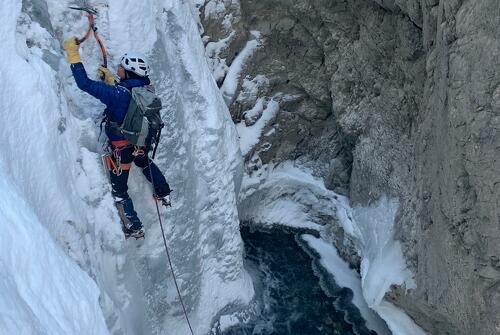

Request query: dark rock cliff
[{"left": 199, "top": 0, "right": 500, "bottom": 333}]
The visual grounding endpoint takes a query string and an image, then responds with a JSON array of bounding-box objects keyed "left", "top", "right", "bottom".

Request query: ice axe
[{"left": 69, "top": 5, "right": 107, "bottom": 68}]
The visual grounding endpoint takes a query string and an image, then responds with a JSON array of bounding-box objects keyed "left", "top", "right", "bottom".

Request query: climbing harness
[
  {"left": 147, "top": 158, "right": 195, "bottom": 335},
  {"left": 69, "top": 6, "right": 108, "bottom": 68},
  {"left": 101, "top": 142, "right": 137, "bottom": 176}
]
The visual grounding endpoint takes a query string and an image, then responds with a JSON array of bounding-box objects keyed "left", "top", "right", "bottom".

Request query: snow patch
[
  {"left": 236, "top": 99, "right": 279, "bottom": 155},
  {"left": 237, "top": 75, "right": 270, "bottom": 104},
  {"left": 205, "top": 31, "right": 236, "bottom": 82},
  {"left": 240, "top": 162, "right": 341, "bottom": 228},
  {"left": 219, "top": 314, "right": 241, "bottom": 331},
  {"left": 349, "top": 199, "right": 416, "bottom": 305},
  {"left": 221, "top": 31, "right": 262, "bottom": 105}
]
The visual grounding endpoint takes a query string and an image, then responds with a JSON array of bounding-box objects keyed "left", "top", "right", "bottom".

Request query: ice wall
[
  {"left": 1, "top": 0, "right": 252, "bottom": 334},
  {"left": 351, "top": 199, "right": 427, "bottom": 335},
  {"left": 0, "top": 1, "right": 110, "bottom": 334},
  {"left": 0, "top": 171, "right": 109, "bottom": 335}
]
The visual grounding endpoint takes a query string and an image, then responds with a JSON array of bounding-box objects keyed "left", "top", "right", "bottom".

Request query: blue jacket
[{"left": 70, "top": 62, "right": 151, "bottom": 141}]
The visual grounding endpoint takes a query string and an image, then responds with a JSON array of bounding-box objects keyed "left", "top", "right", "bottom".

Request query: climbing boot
[
  {"left": 126, "top": 226, "right": 145, "bottom": 239},
  {"left": 154, "top": 194, "right": 171, "bottom": 207},
  {"left": 115, "top": 197, "right": 145, "bottom": 239}
]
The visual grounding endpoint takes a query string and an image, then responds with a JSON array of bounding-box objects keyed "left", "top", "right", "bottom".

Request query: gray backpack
[{"left": 115, "top": 85, "right": 164, "bottom": 147}]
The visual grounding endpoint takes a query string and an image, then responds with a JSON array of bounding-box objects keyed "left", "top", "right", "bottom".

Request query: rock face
[
  {"left": 410, "top": 1, "right": 500, "bottom": 334},
  {"left": 200, "top": 0, "right": 500, "bottom": 334}
]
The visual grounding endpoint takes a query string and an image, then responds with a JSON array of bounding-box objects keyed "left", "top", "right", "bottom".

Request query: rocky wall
[{"left": 199, "top": 0, "right": 500, "bottom": 333}]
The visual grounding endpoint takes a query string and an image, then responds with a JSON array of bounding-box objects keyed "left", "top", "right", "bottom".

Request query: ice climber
[{"left": 63, "top": 37, "right": 171, "bottom": 239}]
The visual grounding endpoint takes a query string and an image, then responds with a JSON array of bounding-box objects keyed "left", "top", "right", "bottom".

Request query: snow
[
  {"left": 376, "top": 301, "right": 428, "bottom": 335},
  {"left": 237, "top": 75, "right": 270, "bottom": 104},
  {"left": 204, "top": 0, "right": 228, "bottom": 19},
  {"left": 240, "top": 162, "right": 352, "bottom": 232},
  {"left": 243, "top": 97, "right": 265, "bottom": 123},
  {"left": 199, "top": 0, "right": 242, "bottom": 83},
  {"left": 2, "top": 0, "right": 253, "bottom": 334},
  {"left": 236, "top": 99, "right": 279, "bottom": 155},
  {"left": 221, "top": 31, "right": 262, "bottom": 105},
  {"left": 219, "top": 314, "right": 241, "bottom": 331},
  {"left": 205, "top": 31, "right": 236, "bottom": 82},
  {"left": 304, "top": 233, "right": 425, "bottom": 335},
  {"left": 202, "top": 0, "right": 240, "bottom": 21}
]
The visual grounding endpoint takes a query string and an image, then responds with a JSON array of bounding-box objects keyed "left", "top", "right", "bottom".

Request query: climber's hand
[
  {"left": 63, "top": 37, "right": 81, "bottom": 64},
  {"left": 98, "top": 66, "right": 117, "bottom": 85}
]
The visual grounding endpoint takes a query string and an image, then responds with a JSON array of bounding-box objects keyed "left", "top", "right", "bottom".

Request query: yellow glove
[
  {"left": 63, "top": 37, "right": 81, "bottom": 64},
  {"left": 97, "top": 66, "right": 117, "bottom": 85}
]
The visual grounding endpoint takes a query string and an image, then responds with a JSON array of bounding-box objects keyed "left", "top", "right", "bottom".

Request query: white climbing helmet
[{"left": 120, "top": 52, "right": 150, "bottom": 77}]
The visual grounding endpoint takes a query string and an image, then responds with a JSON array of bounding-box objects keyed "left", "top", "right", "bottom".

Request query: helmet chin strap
[{"left": 124, "top": 70, "right": 145, "bottom": 80}]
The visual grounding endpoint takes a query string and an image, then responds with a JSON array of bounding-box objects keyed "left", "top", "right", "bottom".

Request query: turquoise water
[{"left": 222, "top": 226, "right": 377, "bottom": 335}]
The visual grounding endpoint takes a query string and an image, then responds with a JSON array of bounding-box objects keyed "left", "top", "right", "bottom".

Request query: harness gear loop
[
  {"left": 112, "top": 148, "right": 122, "bottom": 175},
  {"left": 147, "top": 157, "right": 195, "bottom": 335},
  {"left": 103, "top": 154, "right": 121, "bottom": 176},
  {"left": 101, "top": 143, "right": 122, "bottom": 176}
]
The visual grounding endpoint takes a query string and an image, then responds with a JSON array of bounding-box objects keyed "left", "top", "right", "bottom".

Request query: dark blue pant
[
  {"left": 109, "top": 144, "right": 170, "bottom": 227},
  {"left": 109, "top": 146, "right": 170, "bottom": 198}
]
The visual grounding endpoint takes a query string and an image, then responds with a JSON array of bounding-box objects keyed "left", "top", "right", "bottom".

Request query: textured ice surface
[
  {"left": 302, "top": 235, "right": 391, "bottom": 335},
  {"left": 1, "top": 0, "right": 252, "bottom": 334},
  {"left": 0, "top": 2, "right": 108, "bottom": 334},
  {"left": 0, "top": 171, "right": 109, "bottom": 335},
  {"left": 351, "top": 199, "right": 427, "bottom": 335}
]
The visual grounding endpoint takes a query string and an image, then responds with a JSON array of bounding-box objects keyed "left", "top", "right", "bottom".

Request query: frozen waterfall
[{"left": 0, "top": 1, "right": 252, "bottom": 334}]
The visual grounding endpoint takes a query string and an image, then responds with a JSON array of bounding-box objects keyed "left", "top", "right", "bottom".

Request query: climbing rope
[{"left": 147, "top": 157, "right": 195, "bottom": 335}]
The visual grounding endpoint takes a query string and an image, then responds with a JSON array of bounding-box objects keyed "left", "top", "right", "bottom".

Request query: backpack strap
[{"left": 105, "top": 120, "right": 125, "bottom": 137}]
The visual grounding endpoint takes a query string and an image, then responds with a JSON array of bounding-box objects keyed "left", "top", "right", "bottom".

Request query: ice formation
[
  {"left": 239, "top": 161, "right": 426, "bottom": 334},
  {"left": 1, "top": 0, "right": 252, "bottom": 334}
]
